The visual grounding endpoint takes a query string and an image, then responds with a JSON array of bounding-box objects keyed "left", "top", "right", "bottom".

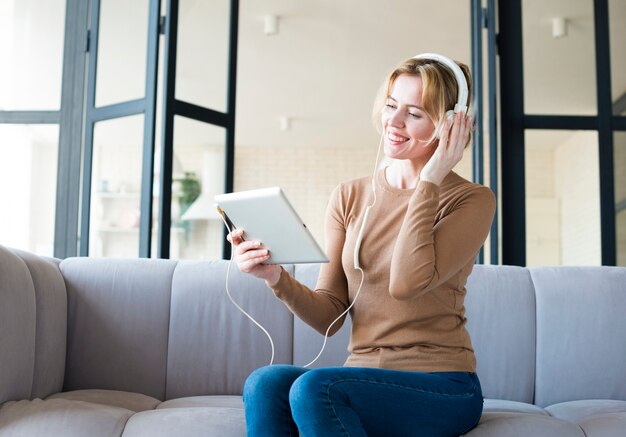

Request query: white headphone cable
[
  {"left": 218, "top": 212, "right": 276, "bottom": 365},
  {"left": 303, "top": 130, "right": 384, "bottom": 368},
  {"left": 217, "top": 131, "right": 383, "bottom": 369}
]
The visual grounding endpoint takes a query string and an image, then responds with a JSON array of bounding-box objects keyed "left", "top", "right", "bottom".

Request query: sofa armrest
[
  {"left": 0, "top": 245, "right": 37, "bottom": 404},
  {"left": 0, "top": 246, "right": 67, "bottom": 405}
]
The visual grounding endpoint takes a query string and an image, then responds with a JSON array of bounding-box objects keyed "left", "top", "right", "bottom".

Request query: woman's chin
[{"left": 384, "top": 144, "right": 406, "bottom": 159}]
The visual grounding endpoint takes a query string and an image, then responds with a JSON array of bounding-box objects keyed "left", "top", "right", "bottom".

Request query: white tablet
[{"left": 214, "top": 187, "right": 329, "bottom": 264}]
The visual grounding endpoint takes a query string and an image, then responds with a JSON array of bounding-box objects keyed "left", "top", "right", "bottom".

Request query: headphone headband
[{"left": 413, "top": 53, "right": 468, "bottom": 114}]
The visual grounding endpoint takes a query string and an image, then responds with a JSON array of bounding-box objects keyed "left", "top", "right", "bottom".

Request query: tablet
[{"left": 214, "top": 187, "right": 329, "bottom": 264}]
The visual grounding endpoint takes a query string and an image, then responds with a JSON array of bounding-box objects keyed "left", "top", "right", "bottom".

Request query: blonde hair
[{"left": 372, "top": 57, "right": 473, "bottom": 147}]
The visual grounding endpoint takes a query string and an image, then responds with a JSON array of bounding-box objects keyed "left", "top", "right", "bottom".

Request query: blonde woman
[{"left": 231, "top": 54, "right": 495, "bottom": 437}]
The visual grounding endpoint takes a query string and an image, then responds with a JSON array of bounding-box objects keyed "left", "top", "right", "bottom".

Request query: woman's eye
[
  {"left": 409, "top": 112, "right": 421, "bottom": 119},
  {"left": 385, "top": 103, "right": 395, "bottom": 109}
]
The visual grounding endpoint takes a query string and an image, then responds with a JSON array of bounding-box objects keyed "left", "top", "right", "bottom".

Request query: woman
[{"left": 229, "top": 55, "right": 496, "bottom": 437}]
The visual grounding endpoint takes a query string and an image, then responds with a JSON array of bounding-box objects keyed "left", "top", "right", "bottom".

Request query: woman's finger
[
  {"left": 242, "top": 248, "right": 269, "bottom": 262},
  {"left": 447, "top": 112, "right": 463, "bottom": 150},
  {"left": 227, "top": 229, "right": 244, "bottom": 244},
  {"left": 438, "top": 118, "right": 451, "bottom": 149},
  {"left": 235, "top": 240, "right": 263, "bottom": 256},
  {"left": 238, "top": 252, "right": 271, "bottom": 272}
]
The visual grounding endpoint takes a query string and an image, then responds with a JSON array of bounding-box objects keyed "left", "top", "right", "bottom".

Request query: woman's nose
[{"left": 387, "top": 109, "right": 404, "bottom": 127}]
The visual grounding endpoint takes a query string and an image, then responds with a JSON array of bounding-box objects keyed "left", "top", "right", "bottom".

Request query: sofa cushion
[
  {"left": 165, "top": 261, "right": 294, "bottom": 399},
  {"left": 577, "top": 412, "right": 626, "bottom": 437},
  {"left": 545, "top": 399, "right": 626, "bottom": 423},
  {"left": 158, "top": 395, "right": 243, "bottom": 409},
  {"left": 465, "top": 265, "right": 537, "bottom": 404},
  {"left": 462, "top": 412, "right": 585, "bottom": 436},
  {"left": 120, "top": 407, "right": 245, "bottom": 437},
  {"left": 60, "top": 257, "right": 178, "bottom": 400},
  {"left": 0, "top": 398, "right": 132, "bottom": 437},
  {"left": 46, "top": 389, "right": 160, "bottom": 412},
  {"left": 483, "top": 399, "right": 549, "bottom": 415},
  {"left": 0, "top": 245, "right": 36, "bottom": 405},
  {"left": 11, "top": 248, "right": 67, "bottom": 400},
  {"left": 530, "top": 266, "right": 626, "bottom": 407}
]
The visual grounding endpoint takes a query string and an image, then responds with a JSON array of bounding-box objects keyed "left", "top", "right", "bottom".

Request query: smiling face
[{"left": 381, "top": 74, "right": 437, "bottom": 162}]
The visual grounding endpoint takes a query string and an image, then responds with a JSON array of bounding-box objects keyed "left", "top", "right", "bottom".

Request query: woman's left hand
[{"left": 420, "top": 112, "right": 472, "bottom": 186}]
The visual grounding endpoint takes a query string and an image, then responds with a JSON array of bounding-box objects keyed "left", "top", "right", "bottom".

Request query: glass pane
[
  {"left": 95, "top": 0, "right": 149, "bottom": 107},
  {"left": 176, "top": 0, "right": 229, "bottom": 112},
  {"left": 615, "top": 132, "right": 626, "bottom": 266},
  {"left": 525, "top": 130, "right": 600, "bottom": 266},
  {"left": 169, "top": 116, "right": 225, "bottom": 259},
  {"left": 0, "top": 125, "right": 58, "bottom": 255},
  {"left": 89, "top": 115, "right": 144, "bottom": 257},
  {"left": 522, "top": 0, "right": 596, "bottom": 115},
  {"left": 0, "top": 0, "right": 66, "bottom": 110},
  {"left": 609, "top": 0, "right": 626, "bottom": 116},
  {"left": 235, "top": 2, "right": 472, "bottom": 248}
]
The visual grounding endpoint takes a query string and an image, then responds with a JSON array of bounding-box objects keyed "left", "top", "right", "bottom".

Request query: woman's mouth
[{"left": 387, "top": 131, "right": 409, "bottom": 145}]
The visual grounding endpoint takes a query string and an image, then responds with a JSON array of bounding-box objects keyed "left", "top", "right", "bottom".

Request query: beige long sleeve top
[{"left": 270, "top": 168, "right": 496, "bottom": 372}]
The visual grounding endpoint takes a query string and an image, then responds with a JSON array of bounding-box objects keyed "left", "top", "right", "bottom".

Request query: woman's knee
[
  {"left": 289, "top": 368, "right": 338, "bottom": 408},
  {"left": 244, "top": 365, "right": 307, "bottom": 402}
]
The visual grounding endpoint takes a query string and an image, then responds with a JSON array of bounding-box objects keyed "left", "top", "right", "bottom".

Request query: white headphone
[{"left": 413, "top": 53, "right": 469, "bottom": 117}]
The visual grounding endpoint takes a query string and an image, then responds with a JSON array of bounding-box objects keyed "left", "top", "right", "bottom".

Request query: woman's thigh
[{"left": 289, "top": 367, "right": 483, "bottom": 437}]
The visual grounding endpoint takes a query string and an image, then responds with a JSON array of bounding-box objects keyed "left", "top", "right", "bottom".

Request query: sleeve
[
  {"left": 389, "top": 180, "right": 496, "bottom": 300},
  {"left": 269, "top": 184, "right": 350, "bottom": 335}
]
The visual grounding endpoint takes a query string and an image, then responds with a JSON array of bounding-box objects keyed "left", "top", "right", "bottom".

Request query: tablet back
[{"left": 215, "top": 187, "right": 329, "bottom": 264}]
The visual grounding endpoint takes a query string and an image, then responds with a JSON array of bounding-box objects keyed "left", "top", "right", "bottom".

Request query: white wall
[
  {"left": 554, "top": 132, "right": 601, "bottom": 265},
  {"left": 526, "top": 131, "right": 601, "bottom": 266}
]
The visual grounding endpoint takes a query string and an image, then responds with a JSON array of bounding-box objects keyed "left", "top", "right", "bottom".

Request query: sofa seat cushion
[
  {"left": 158, "top": 395, "right": 243, "bottom": 409},
  {"left": 462, "top": 412, "right": 585, "bottom": 436},
  {"left": 577, "top": 412, "right": 626, "bottom": 437},
  {"left": 545, "top": 399, "right": 626, "bottom": 423},
  {"left": 545, "top": 400, "right": 626, "bottom": 437},
  {"left": 46, "top": 389, "right": 161, "bottom": 412},
  {"left": 483, "top": 398, "right": 549, "bottom": 415},
  {"left": 120, "top": 407, "right": 245, "bottom": 437},
  {"left": 0, "top": 398, "right": 133, "bottom": 437}
]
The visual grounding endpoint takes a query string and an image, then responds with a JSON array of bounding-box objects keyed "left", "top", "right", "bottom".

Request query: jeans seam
[
  {"left": 327, "top": 378, "right": 478, "bottom": 399},
  {"left": 325, "top": 384, "right": 354, "bottom": 437}
]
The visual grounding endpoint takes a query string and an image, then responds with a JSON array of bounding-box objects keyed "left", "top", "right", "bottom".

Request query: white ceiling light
[
  {"left": 279, "top": 116, "right": 291, "bottom": 131},
  {"left": 552, "top": 17, "right": 567, "bottom": 38},
  {"left": 264, "top": 15, "right": 279, "bottom": 35}
]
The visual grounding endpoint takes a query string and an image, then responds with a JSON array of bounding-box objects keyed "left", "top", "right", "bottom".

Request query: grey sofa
[{"left": 1, "top": 244, "right": 626, "bottom": 436}]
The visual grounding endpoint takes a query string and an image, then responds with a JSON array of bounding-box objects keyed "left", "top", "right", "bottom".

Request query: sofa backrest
[
  {"left": 5, "top": 248, "right": 626, "bottom": 407},
  {"left": 60, "top": 257, "right": 177, "bottom": 400},
  {"left": 59, "top": 257, "right": 295, "bottom": 400},
  {"left": 0, "top": 245, "right": 66, "bottom": 404},
  {"left": 465, "top": 265, "right": 537, "bottom": 403},
  {"left": 530, "top": 266, "right": 626, "bottom": 407},
  {"left": 164, "top": 261, "right": 294, "bottom": 399}
]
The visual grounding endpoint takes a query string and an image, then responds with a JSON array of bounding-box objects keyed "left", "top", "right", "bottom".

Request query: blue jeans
[{"left": 243, "top": 365, "right": 483, "bottom": 437}]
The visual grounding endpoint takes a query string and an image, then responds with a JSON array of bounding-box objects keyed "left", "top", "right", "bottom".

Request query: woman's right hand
[{"left": 227, "top": 229, "right": 282, "bottom": 287}]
